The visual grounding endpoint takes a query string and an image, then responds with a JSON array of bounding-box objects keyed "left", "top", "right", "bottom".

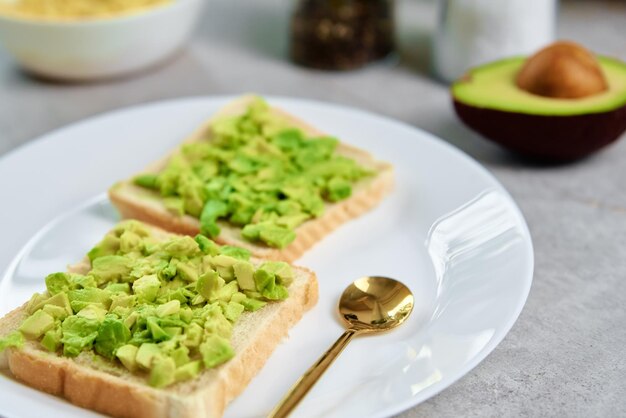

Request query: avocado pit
[{"left": 516, "top": 41, "right": 608, "bottom": 99}]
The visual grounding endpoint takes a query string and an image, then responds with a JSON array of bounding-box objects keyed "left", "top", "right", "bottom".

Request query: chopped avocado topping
[
  {"left": 133, "top": 97, "right": 372, "bottom": 248},
  {"left": 6, "top": 221, "right": 293, "bottom": 388}
]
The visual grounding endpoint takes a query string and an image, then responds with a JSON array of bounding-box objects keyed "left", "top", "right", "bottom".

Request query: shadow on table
[
  {"left": 431, "top": 118, "right": 601, "bottom": 170},
  {"left": 426, "top": 118, "right": 512, "bottom": 165}
]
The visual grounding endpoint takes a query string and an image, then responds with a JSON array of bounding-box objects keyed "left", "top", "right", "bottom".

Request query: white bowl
[{"left": 0, "top": 0, "right": 205, "bottom": 80}]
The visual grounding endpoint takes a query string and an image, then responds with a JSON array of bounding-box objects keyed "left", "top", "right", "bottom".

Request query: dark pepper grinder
[{"left": 290, "top": 0, "right": 395, "bottom": 70}]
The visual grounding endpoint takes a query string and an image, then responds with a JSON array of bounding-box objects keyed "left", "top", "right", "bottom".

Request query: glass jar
[
  {"left": 433, "top": 0, "right": 558, "bottom": 82},
  {"left": 290, "top": 0, "right": 395, "bottom": 71}
]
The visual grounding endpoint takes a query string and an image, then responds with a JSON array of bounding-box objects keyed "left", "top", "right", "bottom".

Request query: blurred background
[
  {"left": 0, "top": 0, "right": 624, "bottom": 162},
  {"left": 0, "top": 1, "right": 625, "bottom": 417}
]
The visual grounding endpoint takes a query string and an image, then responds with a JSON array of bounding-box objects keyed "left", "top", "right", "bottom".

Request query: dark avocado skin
[{"left": 453, "top": 100, "right": 626, "bottom": 161}]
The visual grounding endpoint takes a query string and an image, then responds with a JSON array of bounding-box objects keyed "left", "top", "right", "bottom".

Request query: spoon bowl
[{"left": 339, "top": 276, "right": 414, "bottom": 332}]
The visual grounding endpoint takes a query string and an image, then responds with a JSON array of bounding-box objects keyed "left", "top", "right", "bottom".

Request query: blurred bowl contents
[
  {"left": 0, "top": 0, "right": 204, "bottom": 81},
  {"left": 290, "top": 0, "right": 394, "bottom": 71},
  {"left": 0, "top": 0, "right": 171, "bottom": 20}
]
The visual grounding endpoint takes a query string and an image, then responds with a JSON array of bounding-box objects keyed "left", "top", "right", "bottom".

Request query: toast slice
[
  {"left": 109, "top": 95, "right": 394, "bottom": 262},
  {"left": 0, "top": 223, "right": 318, "bottom": 418}
]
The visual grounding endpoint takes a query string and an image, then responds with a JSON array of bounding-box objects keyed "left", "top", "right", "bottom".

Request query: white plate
[{"left": 0, "top": 97, "right": 533, "bottom": 418}]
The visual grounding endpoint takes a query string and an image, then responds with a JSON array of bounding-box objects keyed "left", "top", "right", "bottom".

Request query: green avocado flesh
[
  {"left": 0, "top": 221, "right": 295, "bottom": 388},
  {"left": 452, "top": 56, "right": 626, "bottom": 116},
  {"left": 132, "top": 97, "right": 372, "bottom": 249}
]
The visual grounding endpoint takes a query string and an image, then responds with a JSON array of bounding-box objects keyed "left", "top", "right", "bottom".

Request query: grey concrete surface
[{"left": 1, "top": 0, "right": 625, "bottom": 417}]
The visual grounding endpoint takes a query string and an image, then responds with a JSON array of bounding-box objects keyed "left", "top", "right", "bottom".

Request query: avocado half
[{"left": 452, "top": 56, "right": 626, "bottom": 161}]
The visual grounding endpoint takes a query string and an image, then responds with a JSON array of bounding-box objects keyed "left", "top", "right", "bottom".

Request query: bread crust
[
  {"left": 109, "top": 96, "right": 394, "bottom": 262},
  {"left": 0, "top": 230, "right": 319, "bottom": 418}
]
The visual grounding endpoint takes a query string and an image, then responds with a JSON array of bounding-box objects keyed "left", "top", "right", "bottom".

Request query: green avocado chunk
[
  {"left": 19, "top": 310, "right": 55, "bottom": 340},
  {"left": 196, "top": 270, "right": 223, "bottom": 300},
  {"left": 0, "top": 332, "right": 24, "bottom": 352},
  {"left": 202, "top": 305, "right": 233, "bottom": 339},
  {"left": 233, "top": 261, "right": 255, "bottom": 291},
  {"left": 87, "top": 234, "right": 120, "bottom": 262},
  {"left": 26, "top": 293, "right": 48, "bottom": 315},
  {"left": 223, "top": 302, "right": 245, "bottom": 322},
  {"left": 68, "top": 288, "right": 111, "bottom": 313},
  {"left": 77, "top": 304, "right": 108, "bottom": 321},
  {"left": 242, "top": 222, "right": 296, "bottom": 249},
  {"left": 200, "top": 200, "right": 229, "bottom": 238},
  {"left": 43, "top": 304, "right": 69, "bottom": 320},
  {"left": 61, "top": 316, "right": 100, "bottom": 357},
  {"left": 90, "top": 255, "right": 132, "bottom": 285},
  {"left": 41, "top": 328, "right": 62, "bottom": 352},
  {"left": 43, "top": 292, "right": 73, "bottom": 316},
  {"left": 136, "top": 343, "right": 161, "bottom": 369},
  {"left": 200, "top": 335, "right": 235, "bottom": 369},
  {"left": 133, "top": 174, "right": 159, "bottom": 189},
  {"left": 175, "top": 360, "right": 202, "bottom": 382},
  {"left": 106, "top": 283, "right": 131, "bottom": 295},
  {"left": 240, "top": 297, "right": 267, "bottom": 312},
  {"left": 156, "top": 300, "right": 180, "bottom": 317},
  {"left": 195, "top": 234, "right": 220, "bottom": 255},
  {"left": 133, "top": 275, "right": 161, "bottom": 303},
  {"left": 183, "top": 322, "right": 203, "bottom": 348},
  {"left": 162, "top": 236, "right": 200, "bottom": 258},
  {"left": 219, "top": 246, "right": 251, "bottom": 261},
  {"left": 116, "top": 344, "right": 139, "bottom": 372},
  {"left": 176, "top": 261, "right": 198, "bottom": 283},
  {"left": 259, "top": 261, "right": 294, "bottom": 286},
  {"left": 45, "top": 272, "right": 72, "bottom": 295},
  {"left": 253, "top": 267, "right": 289, "bottom": 301},
  {"left": 95, "top": 317, "right": 131, "bottom": 359},
  {"left": 150, "top": 357, "right": 177, "bottom": 388}
]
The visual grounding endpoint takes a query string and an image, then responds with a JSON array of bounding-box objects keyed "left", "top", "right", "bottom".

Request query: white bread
[
  {"left": 109, "top": 95, "right": 394, "bottom": 262},
  {"left": 0, "top": 226, "right": 319, "bottom": 418}
]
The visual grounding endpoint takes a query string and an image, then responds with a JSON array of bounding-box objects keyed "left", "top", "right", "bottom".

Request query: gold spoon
[{"left": 268, "top": 276, "right": 414, "bottom": 418}]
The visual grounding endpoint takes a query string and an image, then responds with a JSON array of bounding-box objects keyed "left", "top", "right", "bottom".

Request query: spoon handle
[{"left": 268, "top": 328, "right": 359, "bottom": 418}]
